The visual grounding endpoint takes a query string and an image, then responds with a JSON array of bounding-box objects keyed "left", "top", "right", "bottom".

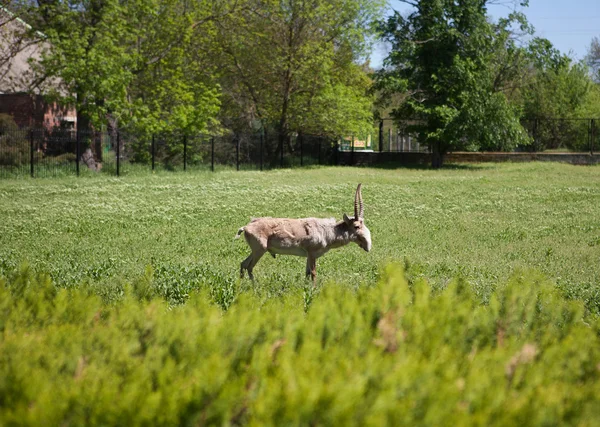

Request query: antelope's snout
[{"left": 359, "top": 226, "right": 372, "bottom": 252}]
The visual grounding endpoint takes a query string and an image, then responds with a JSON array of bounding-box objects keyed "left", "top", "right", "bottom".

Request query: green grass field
[
  {"left": 2, "top": 162, "right": 600, "bottom": 425},
  {"left": 1, "top": 162, "right": 599, "bottom": 309}
]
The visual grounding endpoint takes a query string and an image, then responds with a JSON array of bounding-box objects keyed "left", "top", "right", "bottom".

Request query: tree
[
  {"left": 522, "top": 39, "right": 592, "bottom": 120},
  {"left": 586, "top": 36, "right": 600, "bottom": 82},
  {"left": 213, "top": 0, "right": 384, "bottom": 150},
  {"left": 519, "top": 38, "right": 595, "bottom": 151},
  {"left": 10, "top": 0, "right": 225, "bottom": 136},
  {"left": 375, "top": 0, "right": 530, "bottom": 168}
]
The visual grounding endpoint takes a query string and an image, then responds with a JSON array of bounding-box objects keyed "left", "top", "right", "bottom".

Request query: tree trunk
[
  {"left": 76, "top": 93, "right": 103, "bottom": 166},
  {"left": 277, "top": 130, "right": 285, "bottom": 164},
  {"left": 77, "top": 107, "right": 89, "bottom": 134},
  {"left": 94, "top": 132, "right": 103, "bottom": 163},
  {"left": 277, "top": 97, "right": 289, "bottom": 166},
  {"left": 76, "top": 101, "right": 97, "bottom": 169},
  {"left": 106, "top": 111, "right": 118, "bottom": 163},
  {"left": 431, "top": 141, "right": 445, "bottom": 169}
]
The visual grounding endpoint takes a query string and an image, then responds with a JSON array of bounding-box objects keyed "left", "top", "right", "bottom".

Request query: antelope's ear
[{"left": 343, "top": 213, "right": 353, "bottom": 225}]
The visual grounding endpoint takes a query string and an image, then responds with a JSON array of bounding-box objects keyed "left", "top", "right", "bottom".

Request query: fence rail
[
  {"left": 0, "top": 129, "right": 338, "bottom": 178},
  {"left": 1, "top": 118, "right": 599, "bottom": 178},
  {"left": 377, "top": 118, "right": 599, "bottom": 154}
]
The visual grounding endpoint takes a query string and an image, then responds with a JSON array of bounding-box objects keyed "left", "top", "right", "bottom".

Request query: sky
[{"left": 370, "top": 0, "right": 600, "bottom": 68}]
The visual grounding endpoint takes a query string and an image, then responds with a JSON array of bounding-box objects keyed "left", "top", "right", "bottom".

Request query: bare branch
[
  {"left": 395, "top": 0, "right": 418, "bottom": 7},
  {"left": 412, "top": 37, "right": 435, "bottom": 45}
]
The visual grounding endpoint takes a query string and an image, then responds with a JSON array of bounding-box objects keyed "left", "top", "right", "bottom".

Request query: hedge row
[{"left": 1, "top": 265, "right": 599, "bottom": 425}]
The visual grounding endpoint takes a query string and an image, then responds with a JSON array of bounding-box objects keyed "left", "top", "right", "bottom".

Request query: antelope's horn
[
  {"left": 354, "top": 183, "right": 363, "bottom": 219},
  {"left": 358, "top": 184, "right": 364, "bottom": 219}
]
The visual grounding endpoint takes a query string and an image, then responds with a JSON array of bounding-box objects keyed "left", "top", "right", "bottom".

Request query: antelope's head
[{"left": 343, "top": 184, "right": 372, "bottom": 252}]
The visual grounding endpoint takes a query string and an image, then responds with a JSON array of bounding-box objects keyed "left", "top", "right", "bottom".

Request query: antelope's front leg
[{"left": 306, "top": 254, "right": 317, "bottom": 287}]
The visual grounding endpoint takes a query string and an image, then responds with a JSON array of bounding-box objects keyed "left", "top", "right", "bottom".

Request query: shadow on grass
[
  {"left": 1, "top": 161, "right": 491, "bottom": 179},
  {"left": 359, "top": 162, "right": 489, "bottom": 171}
]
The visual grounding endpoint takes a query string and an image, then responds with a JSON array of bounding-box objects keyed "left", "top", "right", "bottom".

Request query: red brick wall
[
  {"left": 0, "top": 94, "right": 76, "bottom": 129},
  {"left": 42, "top": 100, "right": 77, "bottom": 130},
  {"left": 0, "top": 94, "right": 38, "bottom": 127}
]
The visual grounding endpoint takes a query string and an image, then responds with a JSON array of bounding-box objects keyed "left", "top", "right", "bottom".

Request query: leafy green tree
[
  {"left": 375, "top": 0, "right": 530, "bottom": 167},
  {"left": 214, "top": 0, "right": 384, "bottom": 148},
  {"left": 586, "top": 36, "right": 600, "bottom": 82},
  {"left": 524, "top": 37, "right": 592, "bottom": 120},
  {"left": 123, "top": 1, "right": 229, "bottom": 136},
  {"left": 576, "top": 84, "right": 600, "bottom": 119},
  {"left": 520, "top": 38, "right": 595, "bottom": 150},
  {"left": 11, "top": 0, "right": 224, "bottom": 136},
  {"left": 302, "top": 71, "right": 374, "bottom": 138}
]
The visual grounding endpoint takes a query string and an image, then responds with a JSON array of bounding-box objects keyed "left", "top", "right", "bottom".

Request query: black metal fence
[
  {"left": 376, "top": 118, "right": 599, "bottom": 153},
  {"left": 2, "top": 118, "right": 599, "bottom": 178},
  {"left": 520, "top": 118, "right": 598, "bottom": 153},
  {"left": 0, "top": 128, "right": 338, "bottom": 178}
]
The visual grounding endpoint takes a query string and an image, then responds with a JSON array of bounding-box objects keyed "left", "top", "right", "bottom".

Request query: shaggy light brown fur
[{"left": 236, "top": 185, "right": 371, "bottom": 285}]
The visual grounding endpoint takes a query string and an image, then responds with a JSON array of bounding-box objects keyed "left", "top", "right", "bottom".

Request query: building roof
[{"left": 0, "top": 6, "right": 57, "bottom": 95}]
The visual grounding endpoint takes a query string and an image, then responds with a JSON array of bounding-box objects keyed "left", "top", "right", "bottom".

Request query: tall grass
[{"left": 0, "top": 163, "right": 599, "bottom": 311}]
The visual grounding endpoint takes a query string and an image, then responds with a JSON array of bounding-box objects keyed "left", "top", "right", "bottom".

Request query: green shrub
[
  {"left": 0, "top": 118, "right": 29, "bottom": 167},
  {"left": 0, "top": 113, "right": 18, "bottom": 131},
  {"left": 1, "top": 265, "right": 599, "bottom": 425},
  {"left": 52, "top": 152, "right": 77, "bottom": 165},
  {"left": 0, "top": 145, "right": 28, "bottom": 167}
]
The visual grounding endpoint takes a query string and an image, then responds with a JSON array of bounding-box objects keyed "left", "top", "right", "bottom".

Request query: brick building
[
  {"left": 0, "top": 93, "right": 76, "bottom": 129},
  {"left": 0, "top": 7, "right": 76, "bottom": 130}
]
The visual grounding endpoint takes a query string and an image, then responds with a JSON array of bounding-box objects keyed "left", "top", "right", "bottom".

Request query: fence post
[
  {"left": 318, "top": 138, "right": 322, "bottom": 165},
  {"left": 533, "top": 118, "right": 539, "bottom": 152},
  {"left": 351, "top": 135, "right": 355, "bottom": 165},
  {"left": 399, "top": 132, "right": 402, "bottom": 152},
  {"left": 300, "top": 133, "right": 303, "bottom": 167},
  {"left": 151, "top": 134, "right": 155, "bottom": 171},
  {"left": 260, "top": 131, "right": 264, "bottom": 171},
  {"left": 183, "top": 134, "right": 187, "bottom": 171},
  {"left": 116, "top": 131, "right": 120, "bottom": 177},
  {"left": 588, "top": 119, "right": 592, "bottom": 155},
  {"left": 280, "top": 135, "right": 284, "bottom": 168},
  {"left": 236, "top": 137, "right": 240, "bottom": 171},
  {"left": 211, "top": 136, "right": 215, "bottom": 172},
  {"left": 592, "top": 119, "right": 595, "bottom": 156},
  {"left": 379, "top": 120, "right": 383, "bottom": 152},
  {"left": 388, "top": 128, "right": 392, "bottom": 152},
  {"left": 76, "top": 128, "right": 80, "bottom": 177},
  {"left": 29, "top": 129, "right": 34, "bottom": 178}
]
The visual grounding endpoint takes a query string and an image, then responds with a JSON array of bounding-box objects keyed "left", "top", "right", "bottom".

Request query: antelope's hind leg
[
  {"left": 241, "top": 232, "right": 268, "bottom": 281},
  {"left": 240, "top": 254, "right": 253, "bottom": 279},
  {"left": 246, "top": 250, "right": 266, "bottom": 280}
]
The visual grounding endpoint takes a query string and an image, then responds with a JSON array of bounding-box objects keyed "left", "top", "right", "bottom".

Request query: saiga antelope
[{"left": 235, "top": 184, "right": 372, "bottom": 285}]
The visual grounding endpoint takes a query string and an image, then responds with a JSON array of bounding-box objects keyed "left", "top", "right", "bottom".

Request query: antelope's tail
[{"left": 234, "top": 227, "right": 245, "bottom": 240}]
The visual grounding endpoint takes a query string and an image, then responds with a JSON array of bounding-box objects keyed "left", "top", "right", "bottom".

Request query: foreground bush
[{"left": 1, "top": 265, "right": 599, "bottom": 425}]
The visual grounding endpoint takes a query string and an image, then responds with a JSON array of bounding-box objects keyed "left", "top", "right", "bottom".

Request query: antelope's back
[{"left": 245, "top": 217, "right": 334, "bottom": 244}]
